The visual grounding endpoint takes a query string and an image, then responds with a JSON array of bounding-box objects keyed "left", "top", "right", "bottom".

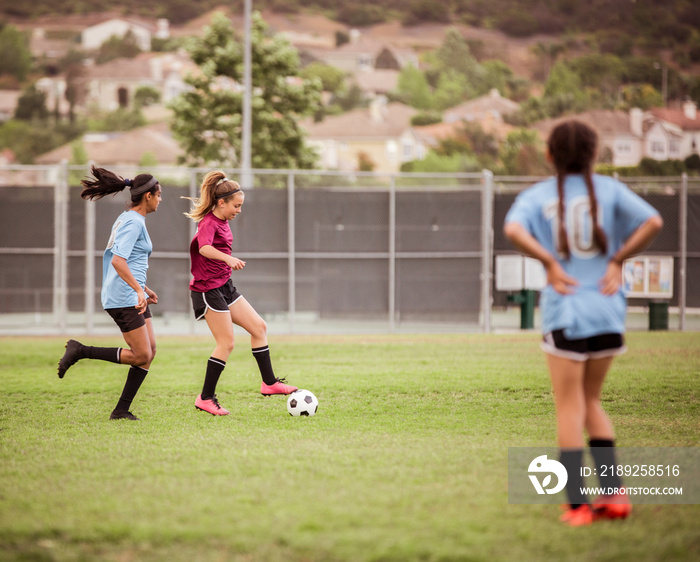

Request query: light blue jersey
[
  {"left": 505, "top": 174, "right": 659, "bottom": 339},
  {"left": 101, "top": 210, "right": 152, "bottom": 309}
]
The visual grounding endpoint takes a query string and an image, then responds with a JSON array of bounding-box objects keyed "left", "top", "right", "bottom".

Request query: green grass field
[{"left": 0, "top": 332, "right": 698, "bottom": 561}]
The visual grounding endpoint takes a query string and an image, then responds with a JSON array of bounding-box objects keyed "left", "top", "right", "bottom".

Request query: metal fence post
[
  {"left": 84, "top": 162, "right": 96, "bottom": 334},
  {"left": 389, "top": 175, "right": 396, "bottom": 332},
  {"left": 52, "top": 164, "right": 61, "bottom": 329},
  {"left": 288, "top": 171, "right": 296, "bottom": 333},
  {"left": 679, "top": 172, "right": 688, "bottom": 331},
  {"left": 188, "top": 169, "right": 198, "bottom": 334},
  {"left": 481, "top": 169, "right": 494, "bottom": 333},
  {"left": 53, "top": 160, "right": 69, "bottom": 331}
]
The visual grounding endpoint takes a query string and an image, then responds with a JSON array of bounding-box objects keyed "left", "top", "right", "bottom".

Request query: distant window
[
  {"left": 402, "top": 141, "right": 413, "bottom": 161},
  {"left": 358, "top": 54, "right": 372, "bottom": 70},
  {"left": 650, "top": 140, "right": 664, "bottom": 154},
  {"left": 616, "top": 141, "right": 631, "bottom": 153},
  {"left": 669, "top": 140, "right": 680, "bottom": 155},
  {"left": 118, "top": 87, "right": 129, "bottom": 108}
]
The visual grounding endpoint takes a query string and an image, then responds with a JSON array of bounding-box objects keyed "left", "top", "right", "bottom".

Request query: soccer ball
[{"left": 287, "top": 389, "right": 318, "bottom": 417}]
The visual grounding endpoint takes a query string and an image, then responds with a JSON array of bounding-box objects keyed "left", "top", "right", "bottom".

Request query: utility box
[
  {"left": 623, "top": 256, "right": 674, "bottom": 331},
  {"left": 496, "top": 256, "right": 546, "bottom": 329}
]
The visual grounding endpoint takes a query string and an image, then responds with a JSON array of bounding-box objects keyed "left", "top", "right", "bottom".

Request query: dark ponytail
[
  {"left": 547, "top": 120, "right": 607, "bottom": 259},
  {"left": 80, "top": 166, "right": 159, "bottom": 205}
]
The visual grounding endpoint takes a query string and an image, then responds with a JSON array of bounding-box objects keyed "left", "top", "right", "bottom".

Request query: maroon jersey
[{"left": 189, "top": 212, "right": 233, "bottom": 292}]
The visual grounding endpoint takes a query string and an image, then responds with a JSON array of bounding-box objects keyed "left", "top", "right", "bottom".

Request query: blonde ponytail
[{"left": 182, "top": 171, "right": 242, "bottom": 222}]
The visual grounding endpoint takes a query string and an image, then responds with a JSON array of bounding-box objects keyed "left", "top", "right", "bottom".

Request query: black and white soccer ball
[{"left": 286, "top": 389, "right": 318, "bottom": 417}]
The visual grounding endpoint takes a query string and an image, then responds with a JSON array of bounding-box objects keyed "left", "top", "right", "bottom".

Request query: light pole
[
  {"left": 654, "top": 61, "right": 667, "bottom": 107},
  {"left": 241, "top": 0, "right": 252, "bottom": 188}
]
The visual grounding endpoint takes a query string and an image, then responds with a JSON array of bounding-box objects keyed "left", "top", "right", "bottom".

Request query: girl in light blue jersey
[
  {"left": 504, "top": 120, "right": 662, "bottom": 526},
  {"left": 57, "top": 166, "right": 162, "bottom": 421}
]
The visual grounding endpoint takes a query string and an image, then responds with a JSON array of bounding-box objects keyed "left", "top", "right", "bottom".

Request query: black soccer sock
[
  {"left": 589, "top": 438, "right": 623, "bottom": 491},
  {"left": 81, "top": 345, "right": 121, "bottom": 364},
  {"left": 252, "top": 346, "right": 277, "bottom": 385},
  {"left": 201, "top": 357, "right": 226, "bottom": 400},
  {"left": 560, "top": 448, "right": 588, "bottom": 508},
  {"left": 114, "top": 366, "right": 148, "bottom": 412}
]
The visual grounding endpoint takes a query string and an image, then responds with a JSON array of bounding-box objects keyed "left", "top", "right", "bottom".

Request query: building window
[
  {"left": 616, "top": 141, "right": 631, "bottom": 153},
  {"left": 650, "top": 140, "right": 664, "bottom": 154},
  {"left": 402, "top": 142, "right": 413, "bottom": 161},
  {"left": 357, "top": 54, "right": 372, "bottom": 71},
  {"left": 117, "top": 87, "right": 129, "bottom": 108},
  {"left": 669, "top": 140, "right": 680, "bottom": 155},
  {"left": 386, "top": 140, "right": 398, "bottom": 161}
]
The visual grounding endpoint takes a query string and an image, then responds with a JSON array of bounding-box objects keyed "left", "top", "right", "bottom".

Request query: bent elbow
[
  {"left": 503, "top": 222, "right": 519, "bottom": 242},
  {"left": 650, "top": 215, "right": 664, "bottom": 232}
]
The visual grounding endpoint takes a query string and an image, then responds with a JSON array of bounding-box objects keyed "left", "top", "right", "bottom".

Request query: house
[
  {"left": 444, "top": 89, "right": 520, "bottom": 125},
  {"left": 51, "top": 52, "right": 195, "bottom": 113},
  {"left": 34, "top": 122, "right": 184, "bottom": 168},
  {"left": 649, "top": 101, "right": 700, "bottom": 160},
  {"left": 16, "top": 13, "right": 169, "bottom": 57},
  {"left": 532, "top": 110, "right": 645, "bottom": 167},
  {"left": 532, "top": 103, "right": 699, "bottom": 167},
  {"left": 81, "top": 17, "right": 169, "bottom": 52},
  {"left": 354, "top": 70, "right": 400, "bottom": 98},
  {"left": 0, "top": 91, "right": 22, "bottom": 122},
  {"left": 303, "top": 98, "right": 424, "bottom": 173},
  {"left": 315, "top": 31, "right": 419, "bottom": 74},
  {"left": 29, "top": 27, "right": 73, "bottom": 61}
]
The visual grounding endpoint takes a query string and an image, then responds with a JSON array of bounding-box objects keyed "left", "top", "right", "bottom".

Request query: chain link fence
[{"left": 0, "top": 164, "right": 697, "bottom": 334}]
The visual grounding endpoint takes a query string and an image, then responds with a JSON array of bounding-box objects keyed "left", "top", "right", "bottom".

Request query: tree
[
  {"left": 169, "top": 11, "right": 321, "bottom": 169},
  {"left": 531, "top": 41, "right": 565, "bottom": 81},
  {"left": 395, "top": 64, "right": 432, "bottom": 110},
  {"left": 134, "top": 85, "right": 161, "bottom": 109},
  {"left": 499, "top": 128, "right": 549, "bottom": 175},
  {"left": 542, "top": 62, "right": 588, "bottom": 117},
  {"left": 0, "top": 24, "right": 32, "bottom": 82},
  {"left": 61, "top": 50, "right": 87, "bottom": 123},
  {"left": 14, "top": 85, "right": 49, "bottom": 121},
  {"left": 619, "top": 84, "right": 662, "bottom": 110},
  {"left": 568, "top": 54, "right": 624, "bottom": 101},
  {"left": 433, "top": 27, "right": 481, "bottom": 83},
  {"left": 95, "top": 30, "right": 142, "bottom": 64},
  {"left": 68, "top": 139, "right": 88, "bottom": 185},
  {"left": 432, "top": 69, "right": 470, "bottom": 110},
  {"left": 300, "top": 62, "right": 346, "bottom": 94}
]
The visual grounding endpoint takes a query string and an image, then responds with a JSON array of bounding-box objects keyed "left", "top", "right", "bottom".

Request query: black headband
[
  {"left": 130, "top": 176, "right": 159, "bottom": 196},
  {"left": 214, "top": 188, "right": 241, "bottom": 201}
]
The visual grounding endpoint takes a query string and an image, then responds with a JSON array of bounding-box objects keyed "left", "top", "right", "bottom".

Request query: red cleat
[
  {"left": 260, "top": 379, "right": 297, "bottom": 396},
  {"left": 593, "top": 492, "right": 632, "bottom": 520},
  {"left": 195, "top": 394, "right": 230, "bottom": 415},
  {"left": 560, "top": 504, "right": 595, "bottom": 527}
]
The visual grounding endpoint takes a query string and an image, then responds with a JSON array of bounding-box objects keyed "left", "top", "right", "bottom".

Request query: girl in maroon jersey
[{"left": 183, "top": 171, "right": 296, "bottom": 415}]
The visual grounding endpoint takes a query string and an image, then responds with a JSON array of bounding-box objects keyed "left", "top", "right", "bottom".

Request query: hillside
[
  {"left": 2, "top": 0, "right": 698, "bottom": 57},
  {"left": 3, "top": 1, "right": 698, "bottom": 82}
]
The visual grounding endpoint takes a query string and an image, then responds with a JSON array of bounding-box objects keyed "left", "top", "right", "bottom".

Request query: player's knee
[
  {"left": 220, "top": 339, "right": 235, "bottom": 355},
  {"left": 253, "top": 318, "right": 267, "bottom": 338},
  {"left": 133, "top": 349, "right": 152, "bottom": 365}
]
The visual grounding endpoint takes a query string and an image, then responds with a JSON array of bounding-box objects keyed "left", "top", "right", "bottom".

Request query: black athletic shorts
[
  {"left": 541, "top": 329, "right": 626, "bottom": 361},
  {"left": 191, "top": 279, "right": 242, "bottom": 320},
  {"left": 106, "top": 306, "right": 152, "bottom": 333}
]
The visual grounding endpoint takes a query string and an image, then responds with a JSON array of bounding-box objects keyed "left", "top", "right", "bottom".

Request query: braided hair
[{"left": 547, "top": 120, "right": 607, "bottom": 259}]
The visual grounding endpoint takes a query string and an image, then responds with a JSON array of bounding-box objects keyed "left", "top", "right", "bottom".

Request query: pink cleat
[
  {"left": 260, "top": 378, "right": 298, "bottom": 396},
  {"left": 560, "top": 504, "right": 594, "bottom": 527},
  {"left": 593, "top": 492, "right": 632, "bottom": 520},
  {"left": 195, "top": 394, "right": 229, "bottom": 416}
]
